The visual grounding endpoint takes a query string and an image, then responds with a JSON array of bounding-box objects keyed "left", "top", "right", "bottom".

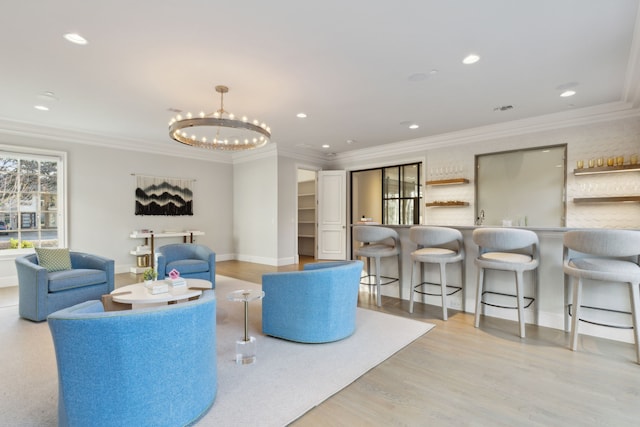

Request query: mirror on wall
[{"left": 475, "top": 145, "right": 566, "bottom": 227}]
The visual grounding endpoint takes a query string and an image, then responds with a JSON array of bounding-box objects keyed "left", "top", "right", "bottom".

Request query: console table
[{"left": 129, "top": 230, "right": 204, "bottom": 273}]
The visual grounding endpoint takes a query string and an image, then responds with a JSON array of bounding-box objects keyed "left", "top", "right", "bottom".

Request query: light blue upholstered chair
[
  {"left": 473, "top": 227, "right": 539, "bottom": 338},
  {"left": 48, "top": 290, "right": 217, "bottom": 427},
  {"left": 16, "top": 252, "right": 114, "bottom": 321},
  {"left": 262, "top": 260, "right": 364, "bottom": 343},
  {"left": 156, "top": 243, "right": 215, "bottom": 286},
  {"left": 409, "top": 226, "right": 465, "bottom": 320},
  {"left": 353, "top": 226, "right": 402, "bottom": 307},
  {"left": 563, "top": 229, "right": 640, "bottom": 364}
]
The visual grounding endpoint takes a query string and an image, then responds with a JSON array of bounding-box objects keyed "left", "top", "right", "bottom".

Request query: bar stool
[
  {"left": 353, "top": 225, "right": 402, "bottom": 307},
  {"left": 409, "top": 226, "right": 465, "bottom": 320},
  {"left": 563, "top": 229, "right": 640, "bottom": 364},
  {"left": 473, "top": 227, "right": 539, "bottom": 338}
]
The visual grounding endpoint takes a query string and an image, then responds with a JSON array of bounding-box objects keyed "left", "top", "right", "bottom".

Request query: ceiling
[{"left": 1, "top": 0, "right": 639, "bottom": 159}]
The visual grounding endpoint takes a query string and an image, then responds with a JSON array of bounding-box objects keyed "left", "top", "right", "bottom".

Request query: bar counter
[{"left": 352, "top": 224, "right": 637, "bottom": 344}]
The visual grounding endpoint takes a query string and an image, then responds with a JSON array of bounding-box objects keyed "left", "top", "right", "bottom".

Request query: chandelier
[{"left": 168, "top": 85, "right": 271, "bottom": 151}]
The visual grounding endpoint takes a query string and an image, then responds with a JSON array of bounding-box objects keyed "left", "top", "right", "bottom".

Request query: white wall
[
  {"left": 277, "top": 155, "right": 298, "bottom": 265},
  {"left": 232, "top": 149, "right": 279, "bottom": 264},
  {"left": 0, "top": 133, "right": 234, "bottom": 285}
]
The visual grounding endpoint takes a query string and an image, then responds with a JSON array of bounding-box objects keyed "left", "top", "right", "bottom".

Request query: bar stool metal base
[
  {"left": 480, "top": 290, "right": 535, "bottom": 310},
  {"left": 412, "top": 281, "right": 462, "bottom": 297},
  {"left": 360, "top": 274, "right": 399, "bottom": 286}
]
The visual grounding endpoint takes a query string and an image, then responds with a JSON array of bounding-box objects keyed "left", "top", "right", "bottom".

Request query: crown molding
[
  {"left": 0, "top": 117, "right": 235, "bottom": 164},
  {"left": 273, "top": 145, "right": 332, "bottom": 165},
  {"left": 231, "top": 141, "right": 278, "bottom": 164},
  {"left": 331, "top": 102, "right": 640, "bottom": 165}
]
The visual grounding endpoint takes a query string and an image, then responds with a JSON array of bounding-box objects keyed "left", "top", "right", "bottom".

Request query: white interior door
[{"left": 317, "top": 170, "right": 346, "bottom": 260}]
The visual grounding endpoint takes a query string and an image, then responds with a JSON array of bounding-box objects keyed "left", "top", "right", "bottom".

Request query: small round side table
[{"left": 227, "top": 289, "right": 264, "bottom": 365}]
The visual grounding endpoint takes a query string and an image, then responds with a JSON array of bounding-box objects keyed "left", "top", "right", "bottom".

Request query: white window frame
[{"left": 0, "top": 144, "right": 67, "bottom": 259}]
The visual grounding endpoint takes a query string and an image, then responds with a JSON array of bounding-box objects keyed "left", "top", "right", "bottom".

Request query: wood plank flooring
[{"left": 218, "top": 259, "right": 640, "bottom": 427}]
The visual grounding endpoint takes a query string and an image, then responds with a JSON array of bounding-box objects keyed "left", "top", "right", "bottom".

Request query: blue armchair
[
  {"left": 48, "top": 290, "right": 217, "bottom": 427},
  {"left": 262, "top": 260, "right": 364, "bottom": 343},
  {"left": 156, "top": 243, "right": 215, "bottom": 286},
  {"left": 16, "top": 251, "right": 114, "bottom": 321}
]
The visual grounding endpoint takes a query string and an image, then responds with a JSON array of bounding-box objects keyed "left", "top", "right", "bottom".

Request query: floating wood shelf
[
  {"left": 426, "top": 178, "right": 470, "bottom": 186},
  {"left": 573, "top": 196, "right": 640, "bottom": 204},
  {"left": 425, "top": 201, "right": 470, "bottom": 207},
  {"left": 573, "top": 164, "right": 640, "bottom": 175}
]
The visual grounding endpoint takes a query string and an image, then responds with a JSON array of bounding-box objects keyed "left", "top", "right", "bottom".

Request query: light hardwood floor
[{"left": 218, "top": 259, "right": 640, "bottom": 427}]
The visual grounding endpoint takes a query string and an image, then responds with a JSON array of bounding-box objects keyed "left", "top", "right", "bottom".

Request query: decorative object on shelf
[
  {"left": 143, "top": 268, "right": 157, "bottom": 286},
  {"left": 573, "top": 164, "right": 640, "bottom": 175},
  {"left": 134, "top": 174, "right": 194, "bottom": 216},
  {"left": 168, "top": 85, "right": 271, "bottom": 151}
]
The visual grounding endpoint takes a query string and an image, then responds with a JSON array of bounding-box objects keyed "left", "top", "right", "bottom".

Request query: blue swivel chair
[
  {"left": 262, "top": 261, "right": 364, "bottom": 343},
  {"left": 155, "top": 243, "right": 215, "bottom": 286},
  {"left": 16, "top": 251, "right": 114, "bottom": 321},
  {"left": 48, "top": 290, "right": 217, "bottom": 426}
]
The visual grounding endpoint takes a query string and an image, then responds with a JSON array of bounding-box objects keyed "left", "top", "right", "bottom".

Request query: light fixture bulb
[{"left": 462, "top": 54, "right": 480, "bottom": 64}]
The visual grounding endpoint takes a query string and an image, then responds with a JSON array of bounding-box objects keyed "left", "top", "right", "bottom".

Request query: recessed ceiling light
[
  {"left": 34, "top": 105, "right": 49, "bottom": 111},
  {"left": 462, "top": 54, "right": 480, "bottom": 65},
  {"left": 346, "top": 139, "right": 355, "bottom": 144},
  {"left": 296, "top": 112, "right": 307, "bottom": 118},
  {"left": 560, "top": 90, "right": 576, "bottom": 97},
  {"left": 409, "top": 124, "right": 419, "bottom": 129},
  {"left": 322, "top": 144, "right": 330, "bottom": 149},
  {"left": 38, "top": 91, "right": 58, "bottom": 102},
  {"left": 63, "top": 33, "right": 88, "bottom": 45}
]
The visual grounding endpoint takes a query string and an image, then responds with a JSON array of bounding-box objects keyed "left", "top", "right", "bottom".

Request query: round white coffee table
[{"left": 111, "top": 278, "right": 212, "bottom": 305}]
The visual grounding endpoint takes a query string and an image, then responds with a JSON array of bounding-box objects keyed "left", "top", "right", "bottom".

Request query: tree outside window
[{"left": 0, "top": 154, "right": 61, "bottom": 250}]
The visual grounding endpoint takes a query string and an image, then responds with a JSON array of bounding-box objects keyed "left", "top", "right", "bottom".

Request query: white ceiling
[{"left": 1, "top": 0, "right": 639, "bottom": 158}]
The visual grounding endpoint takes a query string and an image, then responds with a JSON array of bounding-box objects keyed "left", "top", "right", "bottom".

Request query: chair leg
[
  {"left": 628, "top": 281, "right": 640, "bottom": 364},
  {"left": 515, "top": 271, "right": 525, "bottom": 338},
  {"left": 570, "top": 277, "right": 583, "bottom": 351},
  {"left": 460, "top": 260, "right": 466, "bottom": 313},
  {"left": 397, "top": 253, "right": 402, "bottom": 300},
  {"left": 440, "top": 263, "right": 448, "bottom": 321},
  {"left": 409, "top": 259, "right": 416, "bottom": 313},
  {"left": 375, "top": 257, "right": 382, "bottom": 307},
  {"left": 474, "top": 267, "right": 484, "bottom": 328}
]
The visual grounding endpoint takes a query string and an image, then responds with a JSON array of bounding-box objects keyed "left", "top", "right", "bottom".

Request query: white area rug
[{"left": 0, "top": 275, "right": 434, "bottom": 426}]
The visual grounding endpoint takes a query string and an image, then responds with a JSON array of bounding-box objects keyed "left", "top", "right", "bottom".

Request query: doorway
[{"left": 297, "top": 168, "right": 317, "bottom": 261}]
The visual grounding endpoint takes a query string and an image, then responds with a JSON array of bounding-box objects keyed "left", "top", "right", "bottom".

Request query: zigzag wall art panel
[{"left": 135, "top": 175, "right": 194, "bottom": 216}]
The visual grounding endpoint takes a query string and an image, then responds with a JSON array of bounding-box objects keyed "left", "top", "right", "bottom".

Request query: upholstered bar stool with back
[
  {"left": 563, "top": 229, "right": 640, "bottom": 364},
  {"left": 409, "top": 226, "right": 465, "bottom": 320},
  {"left": 352, "top": 225, "right": 402, "bottom": 307},
  {"left": 473, "top": 227, "right": 540, "bottom": 338}
]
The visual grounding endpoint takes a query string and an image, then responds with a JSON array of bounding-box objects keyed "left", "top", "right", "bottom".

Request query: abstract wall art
[{"left": 135, "top": 175, "right": 194, "bottom": 216}]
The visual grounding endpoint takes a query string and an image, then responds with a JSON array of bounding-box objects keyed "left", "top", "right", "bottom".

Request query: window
[
  {"left": 351, "top": 162, "right": 422, "bottom": 225},
  {"left": 0, "top": 146, "right": 66, "bottom": 251}
]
